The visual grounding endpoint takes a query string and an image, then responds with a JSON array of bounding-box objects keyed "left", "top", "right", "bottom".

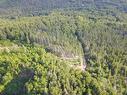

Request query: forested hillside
[
  {"left": 0, "top": 0, "right": 127, "bottom": 16},
  {"left": 0, "top": 0, "right": 127, "bottom": 95}
]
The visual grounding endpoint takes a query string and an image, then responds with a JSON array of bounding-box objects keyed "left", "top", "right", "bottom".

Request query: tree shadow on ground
[{"left": 1, "top": 68, "right": 34, "bottom": 95}]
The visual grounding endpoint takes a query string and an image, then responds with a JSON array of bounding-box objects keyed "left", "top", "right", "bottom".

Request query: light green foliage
[{"left": 0, "top": 10, "right": 127, "bottom": 95}]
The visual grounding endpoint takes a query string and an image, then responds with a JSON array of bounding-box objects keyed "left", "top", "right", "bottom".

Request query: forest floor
[
  {"left": 0, "top": 45, "right": 19, "bottom": 52},
  {"left": 61, "top": 56, "right": 86, "bottom": 71}
]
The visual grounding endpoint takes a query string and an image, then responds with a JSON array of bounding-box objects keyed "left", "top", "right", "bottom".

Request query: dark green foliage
[{"left": 0, "top": 0, "right": 127, "bottom": 16}]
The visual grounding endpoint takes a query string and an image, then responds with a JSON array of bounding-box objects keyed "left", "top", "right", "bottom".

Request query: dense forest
[
  {"left": 0, "top": 0, "right": 127, "bottom": 17},
  {"left": 0, "top": 0, "right": 127, "bottom": 95}
]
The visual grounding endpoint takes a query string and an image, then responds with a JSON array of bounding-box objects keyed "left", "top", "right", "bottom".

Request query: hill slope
[
  {"left": 0, "top": 11, "right": 127, "bottom": 95},
  {"left": 0, "top": 0, "right": 127, "bottom": 95},
  {"left": 0, "top": 0, "right": 127, "bottom": 16}
]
